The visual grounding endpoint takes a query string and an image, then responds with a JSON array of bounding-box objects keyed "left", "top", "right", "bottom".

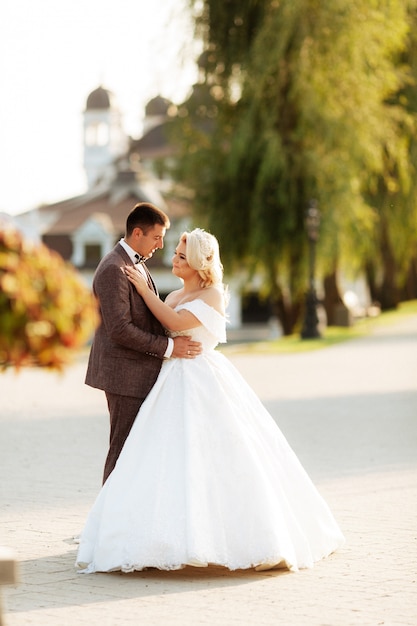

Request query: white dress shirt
[{"left": 119, "top": 238, "right": 173, "bottom": 358}]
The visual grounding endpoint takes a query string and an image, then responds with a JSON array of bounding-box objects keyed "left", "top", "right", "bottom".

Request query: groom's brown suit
[{"left": 86, "top": 243, "right": 169, "bottom": 483}]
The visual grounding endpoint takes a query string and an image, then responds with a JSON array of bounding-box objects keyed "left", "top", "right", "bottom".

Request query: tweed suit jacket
[{"left": 85, "top": 243, "right": 169, "bottom": 399}]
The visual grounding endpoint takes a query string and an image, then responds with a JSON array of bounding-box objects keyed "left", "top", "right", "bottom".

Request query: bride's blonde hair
[{"left": 181, "top": 228, "right": 224, "bottom": 289}]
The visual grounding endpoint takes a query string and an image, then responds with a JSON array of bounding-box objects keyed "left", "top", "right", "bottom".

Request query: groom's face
[{"left": 135, "top": 225, "right": 166, "bottom": 260}]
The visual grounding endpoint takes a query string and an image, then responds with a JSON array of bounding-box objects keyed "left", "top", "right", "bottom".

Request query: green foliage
[
  {"left": 180, "top": 0, "right": 417, "bottom": 326},
  {"left": 0, "top": 223, "right": 99, "bottom": 370},
  {"left": 192, "top": 0, "right": 266, "bottom": 78}
]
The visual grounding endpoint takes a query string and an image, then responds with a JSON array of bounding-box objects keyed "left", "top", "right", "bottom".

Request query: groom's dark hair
[{"left": 126, "top": 202, "right": 170, "bottom": 236}]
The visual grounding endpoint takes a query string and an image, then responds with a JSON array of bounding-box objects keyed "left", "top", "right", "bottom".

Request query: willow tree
[
  {"left": 287, "top": 0, "right": 413, "bottom": 317},
  {"left": 176, "top": 0, "right": 411, "bottom": 332},
  {"left": 361, "top": 1, "right": 417, "bottom": 309}
]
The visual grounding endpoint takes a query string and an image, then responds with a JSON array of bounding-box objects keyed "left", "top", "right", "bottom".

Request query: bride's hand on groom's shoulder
[{"left": 123, "top": 265, "right": 147, "bottom": 294}]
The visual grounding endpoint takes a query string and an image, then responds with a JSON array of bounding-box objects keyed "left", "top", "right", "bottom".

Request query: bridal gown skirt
[{"left": 76, "top": 350, "right": 345, "bottom": 573}]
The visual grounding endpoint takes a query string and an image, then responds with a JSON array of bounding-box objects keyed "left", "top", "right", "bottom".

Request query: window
[
  {"left": 84, "top": 244, "right": 102, "bottom": 267},
  {"left": 85, "top": 122, "right": 109, "bottom": 146}
]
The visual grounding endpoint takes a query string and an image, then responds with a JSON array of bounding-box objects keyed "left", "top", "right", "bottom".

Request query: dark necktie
[{"left": 135, "top": 253, "right": 146, "bottom": 264}]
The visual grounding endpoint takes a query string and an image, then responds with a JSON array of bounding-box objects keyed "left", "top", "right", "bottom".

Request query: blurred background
[{"left": 1, "top": 0, "right": 417, "bottom": 349}]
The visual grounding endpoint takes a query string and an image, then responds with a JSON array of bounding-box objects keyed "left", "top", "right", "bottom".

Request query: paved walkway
[{"left": 1, "top": 315, "right": 416, "bottom": 626}]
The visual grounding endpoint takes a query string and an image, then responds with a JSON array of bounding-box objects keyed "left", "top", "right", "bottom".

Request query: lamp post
[{"left": 301, "top": 199, "right": 321, "bottom": 339}]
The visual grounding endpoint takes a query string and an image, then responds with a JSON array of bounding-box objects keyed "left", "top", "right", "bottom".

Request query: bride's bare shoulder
[{"left": 199, "top": 286, "right": 225, "bottom": 315}]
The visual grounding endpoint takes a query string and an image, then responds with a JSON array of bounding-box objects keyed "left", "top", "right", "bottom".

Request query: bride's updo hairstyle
[{"left": 181, "top": 228, "right": 224, "bottom": 288}]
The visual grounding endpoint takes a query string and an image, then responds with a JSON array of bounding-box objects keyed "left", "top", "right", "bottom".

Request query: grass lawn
[{"left": 221, "top": 299, "right": 417, "bottom": 356}]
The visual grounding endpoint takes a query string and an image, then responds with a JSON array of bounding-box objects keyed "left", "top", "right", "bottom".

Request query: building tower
[{"left": 83, "top": 85, "right": 128, "bottom": 189}]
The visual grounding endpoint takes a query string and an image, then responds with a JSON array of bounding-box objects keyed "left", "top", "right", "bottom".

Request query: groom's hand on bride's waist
[{"left": 171, "top": 336, "right": 202, "bottom": 359}]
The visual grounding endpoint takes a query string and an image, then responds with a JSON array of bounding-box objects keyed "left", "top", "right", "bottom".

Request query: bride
[{"left": 76, "top": 228, "right": 344, "bottom": 573}]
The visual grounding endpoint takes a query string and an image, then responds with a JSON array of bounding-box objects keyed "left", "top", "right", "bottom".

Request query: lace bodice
[{"left": 169, "top": 299, "right": 226, "bottom": 351}]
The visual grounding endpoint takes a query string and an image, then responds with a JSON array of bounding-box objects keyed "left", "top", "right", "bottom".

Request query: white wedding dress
[{"left": 76, "top": 299, "right": 344, "bottom": 573}]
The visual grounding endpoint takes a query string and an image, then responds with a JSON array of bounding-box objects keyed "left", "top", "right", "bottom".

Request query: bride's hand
[{"left": 123, "top": 265, "right": 148, "bottom": 294}]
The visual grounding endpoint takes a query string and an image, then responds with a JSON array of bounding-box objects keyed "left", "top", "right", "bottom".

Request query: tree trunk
[
  {"left": 401, "top": 256, "right": 417, "bottom": 301},
  {"left": 364, "top": 260, "right": 379, "bottom": 304},
  {"left": 323, "top": 271, "right": 348, "bottom": 326},
  {"left": 270, "top": 293, "right": 301, "bottom": 336},
  {"left": 379, "top": 221, "right": 399, "bottom": 310}
]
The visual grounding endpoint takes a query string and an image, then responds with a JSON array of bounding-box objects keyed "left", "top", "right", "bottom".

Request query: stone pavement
[{"left": 0, "top": 315, "right": 416, "bottom": 626}]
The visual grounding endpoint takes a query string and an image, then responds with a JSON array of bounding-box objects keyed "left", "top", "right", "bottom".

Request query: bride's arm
[{"left": 123, "top": 266, "right": 200, "bottom": 331}]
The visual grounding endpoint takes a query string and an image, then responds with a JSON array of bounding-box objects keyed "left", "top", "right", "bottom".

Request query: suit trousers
[{"left": 103, "top": 392, "right": 145, "bottom": 484}]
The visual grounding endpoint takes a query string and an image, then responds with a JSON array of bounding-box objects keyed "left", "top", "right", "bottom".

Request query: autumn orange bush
[{"left": 0, "top": 222, "right": 99, "bottom": 370}]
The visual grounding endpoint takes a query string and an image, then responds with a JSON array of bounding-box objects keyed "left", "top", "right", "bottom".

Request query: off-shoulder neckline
[{"left": 175, "top": 298, "right": 225, "bottom": 319}]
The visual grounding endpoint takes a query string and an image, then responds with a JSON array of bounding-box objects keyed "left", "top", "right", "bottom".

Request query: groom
[{"left": 86, "top": 202, "right": 201, "bottom": 483}]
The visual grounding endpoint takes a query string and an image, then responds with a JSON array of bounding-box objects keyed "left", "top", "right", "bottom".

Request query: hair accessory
[{"left": 193, "top": 229, "right": 214, "bottom": 267}]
